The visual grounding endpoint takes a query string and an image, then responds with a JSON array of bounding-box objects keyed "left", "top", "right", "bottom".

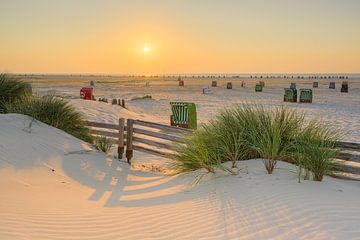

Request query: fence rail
[
  {"left": 85, "top": 119, "right": 125, "bottom": 159},
  {"left": 85, "top": 118, "right": 360, "bottom": 181}
]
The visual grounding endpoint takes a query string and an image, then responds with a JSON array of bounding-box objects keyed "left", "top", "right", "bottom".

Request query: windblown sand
[
  {"left": 1, "top": 113, "right": 359, "bottom": 240},
  {"left": 1, "top": 76, "right": 360, "bottom": 239}
]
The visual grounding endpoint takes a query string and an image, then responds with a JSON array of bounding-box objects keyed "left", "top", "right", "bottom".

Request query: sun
[{"left": 143, "top": 45, "right": 150, "bottom": 53}]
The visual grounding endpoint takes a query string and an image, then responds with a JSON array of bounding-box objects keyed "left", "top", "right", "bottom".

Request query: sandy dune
[{"left": 1, "top": 113, "right": 359, "bottom": 240}]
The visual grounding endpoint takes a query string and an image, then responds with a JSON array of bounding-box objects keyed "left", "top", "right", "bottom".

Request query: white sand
[
  {"left": 1, "top": 76, "right": 360, "bottom": 239},
  {"left": 1, "top": 113, "right": 360, "bottom": 240},
  {"left": 30, "top": 76, "right": 360, "bottom": 142}
]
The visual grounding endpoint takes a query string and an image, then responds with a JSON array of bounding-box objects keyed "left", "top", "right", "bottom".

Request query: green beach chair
[
  {"left": 299, "top": 89, "right": 312, "bottom": 103},
  {"left": 255, "top": 83, "right": 263, "bottom": 92},
  {"left": 170, "top": 102, "right": 197, "bottom": 129},
  {"left": 284, "top": 88, "right": 297, "bottom": 102},
  {"left": 341, "top": 81, "right": 348, "bottom": 93}
]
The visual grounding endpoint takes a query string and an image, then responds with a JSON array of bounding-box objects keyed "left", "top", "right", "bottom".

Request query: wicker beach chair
[
  {"left": 255, "top": 83, "right": 263, "bottom": 92},
  {"left": 284, "top": 88, "right": 297, "bottom": 102},
  {"left": 341, "top": 81, "right": 348, "bottom": 93},
  {"left": 226, "top": 82, "right": 232, "bottom": 89},
  {"left": 170, "top": 102, "right": 197, "bottom": 129},
  {"left": 299, "top": 89, "right": 312, "bottom": 103}
]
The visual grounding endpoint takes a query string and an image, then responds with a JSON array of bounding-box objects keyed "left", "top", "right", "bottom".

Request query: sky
[{"left": 0, "top": 0, "right": 360, "bottom": 74}]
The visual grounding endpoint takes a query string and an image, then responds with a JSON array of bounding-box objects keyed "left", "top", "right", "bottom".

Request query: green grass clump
[
  {"left": 172, "top": 104, "right": 339, "bottom": 181},
  {"left": 0, "top": 74, "right": 32, "bottom": 113},
  {"left": 94, "top": 136, "right": 113, "bottom": 153},
  {"left": 6, "top": 95, "right": 93, "bottom": 143},
  {"left": 246, "top": 106, "right": 303, "bottom": 174},
  {"left": 295, "top": 121, "right": 340, "bottom": 181},
  {"left": 131, "top": 95, "right": 152, "bottom": 100}
]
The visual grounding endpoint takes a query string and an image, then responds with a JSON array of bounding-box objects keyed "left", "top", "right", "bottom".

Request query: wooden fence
[
  {"left": 331, "top": 141, "right": 360, "bottom": 180},
  {"left": 85, "top": 119, "right": 359, "bottom": 181},
  {"left": 85, "top": 118, "right": 191, "bottom": 163}
]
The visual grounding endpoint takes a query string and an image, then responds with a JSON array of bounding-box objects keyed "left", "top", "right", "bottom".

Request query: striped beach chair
[
  {"left": 284, "top": 88, "right": 297, "bottom": 102},
  {"left": 255, "top": 83, "right": 263, "bottom": 92},
  {"left": 170, "top": 102, "right": 197, "bottom": 129},
  {"left": 299, "top": 89, "right": 313, "bottom": 103}
]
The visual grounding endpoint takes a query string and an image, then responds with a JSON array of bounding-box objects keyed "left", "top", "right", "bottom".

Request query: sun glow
[{"left": 143, "top": 45, "right": 150, "bottom": 53}]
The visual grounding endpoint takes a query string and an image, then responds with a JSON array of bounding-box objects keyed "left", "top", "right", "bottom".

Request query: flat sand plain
[{"left": 27, "top": 75, "right": 360, "bottom": 142}]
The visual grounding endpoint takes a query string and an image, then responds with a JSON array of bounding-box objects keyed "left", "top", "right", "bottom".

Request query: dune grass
[
  {"left": 295, "top": 121, "right": 340, "bottom": 181},
  {"left": 131, "top": 95, "right": 152, "bottom": 100},
  {"left": 172, "top": 104, "right": 339, "bottom": 181},
  {"left": 0, "top": 74, "right": 32, "bottom": 113},
  {"left": 94, "top": 136, "right": 113, "bottom": 154},
  {"left": 5, "top": 95, "right": 93, "bottom": 143}
]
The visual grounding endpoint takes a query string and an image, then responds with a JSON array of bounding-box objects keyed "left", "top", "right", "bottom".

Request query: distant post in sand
[
  {"left": 313, "top": 82, "right": 319, "bottom": 88},
  {"left": 212, "top": 81, "right": 217, "bottom": 87},
  {"left": 179, "top": 80, "right": 184, "bottom": 86}
]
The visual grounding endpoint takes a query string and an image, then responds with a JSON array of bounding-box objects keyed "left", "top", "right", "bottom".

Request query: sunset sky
[{"left": 1, "top": 0, "right": 359, "bottom": 74}]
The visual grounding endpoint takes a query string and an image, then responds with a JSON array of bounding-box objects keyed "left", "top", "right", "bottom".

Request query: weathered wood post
[
  {"left": 126, "top": 119, "right": 134, "bottom": 164},
  {"left": 118, "top": 118, "right": 125, "bottom": 159},
  {"left": 122, "top": 99, "right": 126, "bottom": 108}
]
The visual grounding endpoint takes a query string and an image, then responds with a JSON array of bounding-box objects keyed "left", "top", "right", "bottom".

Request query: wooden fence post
[
  {"left": 122, "top": 99, "right": 126, "bottom": 109},
  {"left": 126, "top": 119, "right": 134, "bottom": 164},
  {"left": 118, "top": 118, "right": 125, "bottom": 159}
]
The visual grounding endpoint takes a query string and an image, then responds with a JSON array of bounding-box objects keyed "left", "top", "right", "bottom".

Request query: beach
[
  {"left": 29, "top": 75, "right": 360, "bottom": 142},
  {"left": 0, "top": 75, "right": 359, "bottom": 239},
  {"left": 0, "top": 114, "right": 359, "bottom": 240}
]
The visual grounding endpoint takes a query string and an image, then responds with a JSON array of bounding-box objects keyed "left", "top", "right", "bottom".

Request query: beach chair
[
  {"left": 299, "top": 89, "right": 312, "bottom": 103},
  {"left": 227, "top": 82, "right": 232, "bottom": 89},
  {"left": 329, "top": 82, "right": 335, "bottom": 89},
  {"left": 255, "top": 83, "right": 263, "bottom": 92},
  {"left": 211, "top": 81, "right": 217, "bottom": 87},
  {"left": 259, "top": 81, "right": 265, "bottom": 87},
  {"left": 203, "top": 86, "right": 212, "bottom": 94},
  {"left": 341, "top": 81, "right": 348, "bottom": 93},
  {"left": 290, "top": 83, "right": 296, "bottom": 90},
  {"left": 313, "top": 82, "right": 318, "bottom": 88},
  {"left": 284, "top": 88, "right": 297, "bottom": 102},
  {"left": 80, "top": 87, "right": 93, "bottom": 100},
  {"left": 170, "top": 102, "right": 197, "bottom": 129}
]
